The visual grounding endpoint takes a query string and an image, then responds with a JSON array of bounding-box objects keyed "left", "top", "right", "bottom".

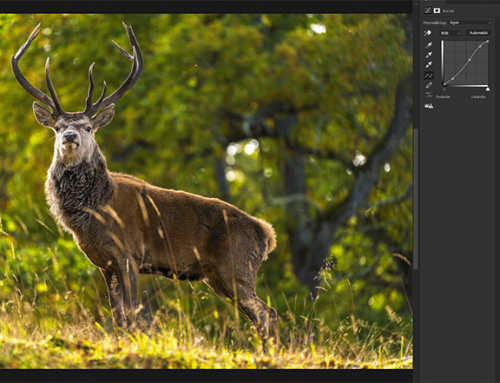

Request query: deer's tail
[{"left": 257, "top": 218, "right": 277, "bottom": 260}]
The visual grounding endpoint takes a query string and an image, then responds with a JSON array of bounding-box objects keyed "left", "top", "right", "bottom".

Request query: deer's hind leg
[
  {"left": 205, "top": 269, "right": 277, "bottom": 345},
  {"left": 234, "top": 284, "right": 278, "bottom": 344}
]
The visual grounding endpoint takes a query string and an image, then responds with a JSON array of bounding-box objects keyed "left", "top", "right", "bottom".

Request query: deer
[{"left": 12, "top": 22, "right": 278, "bottom": 344}]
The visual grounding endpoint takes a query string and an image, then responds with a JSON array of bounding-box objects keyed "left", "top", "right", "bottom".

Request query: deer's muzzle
[{"left": 62, "top": 131, "right": 80, "bottom": 151}]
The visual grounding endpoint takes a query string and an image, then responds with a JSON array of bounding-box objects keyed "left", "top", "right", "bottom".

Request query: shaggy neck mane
[{"left": 46, "top": 145, "right": 113, "bottom": 234}]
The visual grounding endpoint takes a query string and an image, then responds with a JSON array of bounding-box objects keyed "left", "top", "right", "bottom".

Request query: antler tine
[
  {"left": 45, "top": 58, "right": 65, "bottom": 116},
  {"left": 84, "top": 63, "right": 95, "bottom": 112},
  {"left": 13, "top": 23, "right": 41, "bottom": 61},
  {"left": 84, "top": 22, "right": 143, "bottom": 117},
  {"left": 112, "top": 40, "right": 134, "bottom": 61},
  {"left": 11, "top": 23, "right": 63, "bottom": 116},
  {"left": 96, "top": 81, "right": 108, "bottom": 106},
  {"left": 84, "top": 63, "right": 108, "bottom": 116}
]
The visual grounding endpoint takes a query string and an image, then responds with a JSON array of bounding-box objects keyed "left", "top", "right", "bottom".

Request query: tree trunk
[
  {"left": 215, "top": 157, "right": 231, "bottom": 202},
  {"left": 298, "top": 220, "right": 337, "bottom": 296},
  {"left": 284, "top": 76, "right": 412, "bottom": 297},
  {"left": 283, "top": 153, "right": 312, "bottom": 285}
]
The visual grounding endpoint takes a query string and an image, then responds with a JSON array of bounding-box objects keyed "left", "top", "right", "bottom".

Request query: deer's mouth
[{"left": 62, "top": 141, "right": 80, "bottom": 152}]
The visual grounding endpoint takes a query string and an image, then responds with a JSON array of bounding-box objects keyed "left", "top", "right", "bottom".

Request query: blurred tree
[{"left": 152, "top": 14, "right": 413, "bottom": 295}]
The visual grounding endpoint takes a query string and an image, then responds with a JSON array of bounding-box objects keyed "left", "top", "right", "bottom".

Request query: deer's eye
[
  {"left": 85, "top": 126, "right": 91, "bottom": 132},
  {"left": 54, "top": 126, "right": 61, "bottom": 132}
]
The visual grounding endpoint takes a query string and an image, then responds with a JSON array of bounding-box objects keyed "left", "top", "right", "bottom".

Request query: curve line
[{"left": 443, "top": 40, "right": 489, "bottom": 86}]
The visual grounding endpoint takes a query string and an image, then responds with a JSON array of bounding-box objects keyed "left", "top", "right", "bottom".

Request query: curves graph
[{"left": 441, "top": 40, "right": 489, "bottom": 88}]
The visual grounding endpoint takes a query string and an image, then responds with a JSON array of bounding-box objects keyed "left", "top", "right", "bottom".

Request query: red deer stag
[{"left": 12, "top": 23, "right": 277, "bottom": 343}]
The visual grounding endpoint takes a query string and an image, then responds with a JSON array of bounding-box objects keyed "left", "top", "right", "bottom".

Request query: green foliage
[{"left": 0, "top": 13, "right": 412, "bottom": 357}]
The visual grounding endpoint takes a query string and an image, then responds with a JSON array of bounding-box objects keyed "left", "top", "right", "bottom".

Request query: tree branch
[
  {"left": 219, "top": 104, "right": 358, "bottom": 170},
  {"left": 284, "top": 137, "right": 357, "bottom": 172},
  {"left": 269, "top": 193, "right": 324, "bottom": 216},
  {"left": 324, "top": 74, "right": 412, "bottom": 226},
  {"left": 362, "top": 184, "right": 412, "bottom": 210}
]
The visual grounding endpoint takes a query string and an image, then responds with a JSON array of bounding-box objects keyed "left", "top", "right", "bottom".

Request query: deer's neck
[{"left": 45, "top": 145, "right": 114, "bottom": 234}]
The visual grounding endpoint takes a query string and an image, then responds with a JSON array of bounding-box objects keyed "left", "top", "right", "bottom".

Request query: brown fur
[
  {"left": 41, "top": 113, "right": 278, "bottom": 342},
  {"left": 14, "top": 23, "right": 278, "bottom": 344}
]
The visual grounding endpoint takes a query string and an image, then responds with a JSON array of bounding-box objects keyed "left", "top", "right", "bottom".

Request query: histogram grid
[{"left": 442, "top": 40, "right": 489, "bottom": 87}]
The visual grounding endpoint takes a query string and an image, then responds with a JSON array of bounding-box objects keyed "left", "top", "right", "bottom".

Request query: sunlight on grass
[{"left": 0, "top": 225, "right": 412, "bottom": 369}]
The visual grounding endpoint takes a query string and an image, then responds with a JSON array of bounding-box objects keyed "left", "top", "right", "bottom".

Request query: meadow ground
[
  {"left": 0, "top": 313, "right": 412, "bottom": 369},
  {"left": 0, "top": 220, "right": 412, "bottom": 369}
]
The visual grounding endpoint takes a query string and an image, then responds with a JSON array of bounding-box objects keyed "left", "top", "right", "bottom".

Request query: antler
[
  {"left": 84, "top": 22, "right": 143, "bottom": 117},
  {"left": 11, "top": 23, "right": 65, "bottom": 117}
]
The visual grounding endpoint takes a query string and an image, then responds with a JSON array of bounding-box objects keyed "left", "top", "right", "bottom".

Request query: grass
[
  {"left": 0, "top": 217, "right": 413, "bottom": 369},
  {"left": 0, "top": 316, "right": 412, "bottom": 369}
]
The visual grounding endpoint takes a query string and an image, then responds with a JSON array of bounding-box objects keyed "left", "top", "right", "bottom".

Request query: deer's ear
[
  {"left": 92, "top": 104, "right": 115, "bottom": 129},
  {"left": 33, "top": 102, "right": 56, "bottom": 128}
]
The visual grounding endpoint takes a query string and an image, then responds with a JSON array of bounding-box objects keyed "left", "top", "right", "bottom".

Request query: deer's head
[{"left": 12, "top": 22, "right": 143, "bottom": 166}]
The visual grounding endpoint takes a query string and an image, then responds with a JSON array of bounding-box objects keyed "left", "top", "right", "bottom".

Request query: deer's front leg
[
  {"left": 115, "top": 257, "right": 140, "bottom": 329},
  {"left": 100, "top": 268, "right": 126, "bottom": 328}
]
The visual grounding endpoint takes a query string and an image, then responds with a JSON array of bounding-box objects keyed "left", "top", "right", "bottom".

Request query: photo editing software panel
[
  {"left": 416, "top": 1, "right": 498, "bottom": 383},
  {"left": 419, "top": 1, "right": 495, "bottom": 122}
]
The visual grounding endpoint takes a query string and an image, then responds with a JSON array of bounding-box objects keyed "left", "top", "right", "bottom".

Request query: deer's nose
[{"left": 64, "top": 132, "right": 78, "bottom": 142}]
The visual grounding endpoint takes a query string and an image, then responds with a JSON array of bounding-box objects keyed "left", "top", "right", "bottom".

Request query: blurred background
[{"left": 0, "top": 14, "right": 412, "bottom": 346}]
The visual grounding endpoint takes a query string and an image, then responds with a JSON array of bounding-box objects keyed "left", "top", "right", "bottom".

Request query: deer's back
[{"left": 103, "top": 172, "right": 275, "bottom": 275}]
